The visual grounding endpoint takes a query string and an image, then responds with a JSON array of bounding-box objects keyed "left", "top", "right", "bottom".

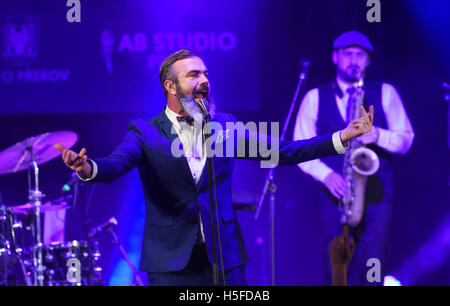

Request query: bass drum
[{"left": 41, "top": 240, "right": 103, "bottom": 286}]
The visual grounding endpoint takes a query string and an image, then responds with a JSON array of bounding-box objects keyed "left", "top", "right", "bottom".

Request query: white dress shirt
[
  {"left": 293, "top": 77, "right": 415, "bottom": 183},
  {"left": 165, "top": 106, "right": 206, "bottom": 243},
  {"left": 164, "top": 107, "right": 206, "bottom": 184}
]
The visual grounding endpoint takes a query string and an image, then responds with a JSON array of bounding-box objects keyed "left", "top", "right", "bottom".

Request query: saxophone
[{"left": 339, "top": 77, "right": 380, "bottom": 227}]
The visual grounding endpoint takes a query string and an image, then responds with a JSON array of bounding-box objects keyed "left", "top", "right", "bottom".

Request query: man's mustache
[
  {"left": 347, "top": 66, "right": 363, "bottom": 80},
  {"left": 192, "top": 83, "right": 210, "bottom": 96},
  {"left": 348, "top": 65, "right": 361, "bottom": 72}
]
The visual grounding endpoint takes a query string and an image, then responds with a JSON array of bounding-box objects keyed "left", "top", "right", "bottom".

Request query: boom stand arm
[{"left": 253, "top": 69, "right": 308, "bottom": 286}]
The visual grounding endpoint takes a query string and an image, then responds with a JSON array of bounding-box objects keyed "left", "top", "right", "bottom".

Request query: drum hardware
[
  {"left": 0, "top": 131, "right": 105, "bottom": 286},
  {"left": 0, "top": 205, "right": 32, "bottom": 286},
  {"left": 38, "top": 240, "right": 103, "bottom": 286},
  {"left": 11, "top": 201, "right": 71, "bottom": 215},
  {"left": 0, "top": 131, "right": 77, "bottom": 285}
]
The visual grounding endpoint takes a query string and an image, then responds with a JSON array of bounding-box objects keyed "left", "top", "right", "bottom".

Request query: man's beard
[
  {"left": 338, "top": 65, "right": 364, "bottom": 83},
  {"left": 176, "top": 82, "right": 216, "bottom": 122}
]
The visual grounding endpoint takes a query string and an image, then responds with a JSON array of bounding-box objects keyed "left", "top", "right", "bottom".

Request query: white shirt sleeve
[
  {"left": 293, "top": 88, "right": 338, "bottom": 183},
  {"left": 376, "top": 83, "right": 415, "bottom": 154},
  {"left": 332, "top": 131, "right": 348, "bottom": 154},
  {"left": 76, "top": 159, "right": 98, "bottom": 181}
]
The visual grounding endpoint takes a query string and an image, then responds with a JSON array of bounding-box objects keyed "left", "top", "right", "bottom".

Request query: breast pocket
[
  {"left": 145, "top": 213, "right": 174, "bottom": 226},
  {"left": 221, "top": 210, "right": 235, "bottom": 225}
]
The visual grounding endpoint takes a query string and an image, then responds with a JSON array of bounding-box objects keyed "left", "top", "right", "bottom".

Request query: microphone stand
[
  {"left": 107, "top": 226, "right": 144, "bottom": 286},
  {"left": 254, "top": 62, "right": 310, "bottom": 286},
  {"left": 80, "top": 181, "right": 97, "bottom": 285},
  {"left": 196, "top": 92, "right": 225, "bottom": 286},
  {"left": 201, "top": 110, "right": 224, "bottom": 286}
]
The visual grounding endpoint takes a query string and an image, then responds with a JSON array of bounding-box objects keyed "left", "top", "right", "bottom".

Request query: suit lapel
[
  {"left": 157, "top": 107, "right": 179, "bottom": 143},
  {"left": 156, "top": 107, "right": 195, "bottom": 187}
]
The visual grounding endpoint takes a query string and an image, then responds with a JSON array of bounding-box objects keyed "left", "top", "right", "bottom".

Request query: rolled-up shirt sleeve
[
  {"left": 293, "top": 88, "right": 339, "bottom": 183},
  {"left": 376, "top": 83, "right": 415, "bottom": 154},
  {"left": 332, "top": 131, "right": 348, "bottom": 154}
]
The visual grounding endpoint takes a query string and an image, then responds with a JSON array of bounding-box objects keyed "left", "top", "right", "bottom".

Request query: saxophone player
[{"left": 293, "top": 31, "right": 415, "bottom": 285}]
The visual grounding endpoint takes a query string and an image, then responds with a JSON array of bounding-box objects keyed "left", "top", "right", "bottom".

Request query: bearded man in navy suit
[{"left": 55, "top": 49, "right": 374, "bottom": 286}]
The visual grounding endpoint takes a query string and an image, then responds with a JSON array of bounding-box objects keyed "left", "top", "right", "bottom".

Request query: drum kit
[{"left": 0, "top": 131, "right": 103, "bottom": 286}]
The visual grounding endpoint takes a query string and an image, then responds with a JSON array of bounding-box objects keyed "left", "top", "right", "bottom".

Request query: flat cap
[{"left": 333, "top": 30, "right": 373, "bottom": 53}]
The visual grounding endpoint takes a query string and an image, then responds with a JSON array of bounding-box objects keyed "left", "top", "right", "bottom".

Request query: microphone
[
  {"left": 192, "top": 82, "right": 210, "bottom": 117},
  {"left": 61, "top": 172, "right": 78, "bottom": 192},
  {"left": 299, "top": 58, "right": 311, "bottom": 80},
  {"left": 196, "top": 98, "right": 209, "bottom": 117},
  {"left": 88, "top": 216, "right": 118, "bottom": 239}
]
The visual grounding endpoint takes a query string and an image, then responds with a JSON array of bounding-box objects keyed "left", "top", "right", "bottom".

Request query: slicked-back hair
[{"left": 159, "top": 49, "right": 200, "bottom": 98}]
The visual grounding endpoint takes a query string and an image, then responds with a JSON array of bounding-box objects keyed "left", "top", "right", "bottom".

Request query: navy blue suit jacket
[{"left": 91, "top": 108, "right": 338, "bottom": 272}]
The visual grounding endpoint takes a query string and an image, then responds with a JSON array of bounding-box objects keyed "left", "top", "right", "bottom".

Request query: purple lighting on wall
[{"left": 392, "top": 213, "right": 450, "bottom": 285}]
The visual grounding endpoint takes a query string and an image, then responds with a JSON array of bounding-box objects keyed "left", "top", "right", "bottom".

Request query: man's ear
[
  {"left": 332, "top": 50, "right": 338, "bottom": 65},
  {"left": 164, "top": 79, "right": 177, "bottom": 96}
]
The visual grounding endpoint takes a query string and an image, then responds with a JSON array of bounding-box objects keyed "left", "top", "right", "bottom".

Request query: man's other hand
[{"left": 340, "top": 105, "right": 374, "bottom": 143}]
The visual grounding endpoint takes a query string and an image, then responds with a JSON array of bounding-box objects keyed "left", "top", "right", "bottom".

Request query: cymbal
[
  {"left": 11, "top": 201, "right": 69, "bottom": 215},
  {"left": 0, "top": 131, "right": 78, "bottom": 175}
]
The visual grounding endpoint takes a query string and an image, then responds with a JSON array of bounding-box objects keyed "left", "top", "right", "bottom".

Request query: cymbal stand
[{"left": 26, "top": 143, "right": 44, "bottom": 286}]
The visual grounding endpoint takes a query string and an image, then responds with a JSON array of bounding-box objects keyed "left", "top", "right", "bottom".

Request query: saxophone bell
[{"left": 350, "top": 147, "right": 380, "bottom": 176}]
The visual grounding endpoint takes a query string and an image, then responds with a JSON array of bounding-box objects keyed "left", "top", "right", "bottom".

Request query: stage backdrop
[{"left": 0, "top": 0, "right": 259, "bottom": 116}]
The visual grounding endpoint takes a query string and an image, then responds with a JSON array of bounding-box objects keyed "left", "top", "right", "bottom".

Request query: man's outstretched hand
[
  {"left": 54, "top": 144, "right": 92, "bottom": 178},
  {"left": 340, "top": 105, "right": 374, "bottom": 143}
]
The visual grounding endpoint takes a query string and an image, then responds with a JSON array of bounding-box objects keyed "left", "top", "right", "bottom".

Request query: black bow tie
[{"left": 177, "top": 116, "right": 195, "bottom": 126}]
